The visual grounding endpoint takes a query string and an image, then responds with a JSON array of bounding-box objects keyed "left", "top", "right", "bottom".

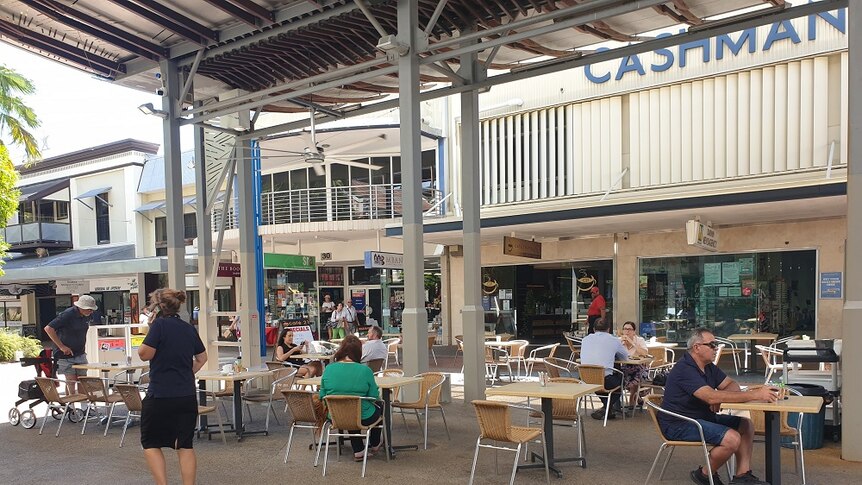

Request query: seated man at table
[
  {"left": 361, "top": 326, "right": 388, "bottom": 364},
  {"left": 660, "top": 328, "right": 776, "bottom": 485},
  {"left": 580, "top": 318, "right": 628, "bottom": 420}
]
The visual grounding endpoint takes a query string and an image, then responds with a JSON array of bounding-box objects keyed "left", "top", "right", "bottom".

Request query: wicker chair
[
  {"left": 644, "top": 394, "right": 725, "bottom": 485},
  {"left": 282, "top": 389, "right": 326, "bottom": 465},
  {"left": 321, "top": 395, "right": 388, "bottom": 478},
  {"left": 469, "top": 400, "right": 550, "bottom": 485},
  {"left": 113, "top": 384, "right": 144, "bottom": 447},
  {"left": 542, "top": 357, "right": 578, "bottom": 379},
  {"left": 376, "top": 369, "right": 404, "bottom": 400},
  {"left": 78, "top": 376, "right": 125, "bottom": 436},
  {"left": 241, "top": 367, "right": 296, "bottom": 434},
  {"left": 563, "top": 333, "right": 582, "bottom": 361},
  {"left": 505, "top": 340, "right": 530, "bottom": 378},
  {"left": 454, "top": 335, "right": 464, "bottom": 368},
  {"left": 526, "top": 377, "right": 587, "bottom": 464},
  {"left": 198, "top": 394, "right": 228, "bottom": 444},
  {"left": 647, "top": 347, "right": 675, "bottom": 378},
  {"left": 392, "top": 372, "right": 450, "bottom": 449},
  {"left": 427, "top": 334, "right": 439, "bottom": 365},
  {"left": 575, "top": 364, "right": 625, "bottom": 427},
  {"left": 713, "top": 337, "right": 743, "bottom": 375},
  {"left": 365, "top": 358, "right": 385, "bottom": 372},
  {"left": 34, "top": 377, "right": 87, "bottom": 437}
]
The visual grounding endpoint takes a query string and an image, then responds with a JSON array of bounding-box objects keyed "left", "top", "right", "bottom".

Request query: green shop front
[{"left": 263, "top": 253, "right": 318, "bottom": 336}]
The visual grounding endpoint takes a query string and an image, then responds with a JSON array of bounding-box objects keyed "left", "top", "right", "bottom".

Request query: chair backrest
[
  {"left": 114, "top": 384, "right": 144, "bottom": 413},
  {"left": 455, "top": 335, "right": 464, "bottom": 350},
  {"left": 324, "top": 395, "right": 364, "bottom": 429},
  {"left": 283, "top": 389, "right": 320, "bottom": 425},
  {"left": 34, "top": 377, "right": 62, "bottom": 403},
  {"left": 472, "top": 400, "right": 513, "bottom": 442},
  {"left": 529, "top": 343, "right": 559, "bottom": 360},
  {"left": 712, "top": 344, "right": 725, "bottom": 366},
  {"left": 265, "top": 361, "right": 285, "bottom": 370},
  {"left": 138, "top": 371, "right": 150, "bottom": 386},
  {"left": 564, "top": 335, "right": 581, "bottom": 354},
  {"left": 78, "top": 376, "right": 111, "bottom": 402},
  {"left": 366, "top": 359, "right": 385, "bottom": 372},
  {"left": 384, "top": 338, "right": 401, "bottom": 351},
  {"left": 576, "top": 364, "right": 607, "bottom": 387},
  {"left": 647, "top": 347, "right": 668, "bottom": 365},
  {"left": 655, "top": 336, "right": 667, "bottom": 343},
  {"left": 417, "top": 372, "right": 446, "bottom": 405},
  {"left": 548, "top": 377, "right": 582, "bottom": 418},
  {"left": 756, "top": 345, "right": 781, "bottom": 367},
  {"left": 644, "top": 394, "right": 669, "bottom": 440},
  {"left": 272, "top": 367, "right": 297, "bottom": 394},
  {"left": 427, "top": 334, "right": 437, "bottom": 350},
  {"left": 508, "top": 340, "right": 529, "bottom": 358},
  {"left": 543, "top": 357, "right": 576, "bottom": 378},
  {"left": 376, "top": 369, "right": 404, "bottom": 377}
]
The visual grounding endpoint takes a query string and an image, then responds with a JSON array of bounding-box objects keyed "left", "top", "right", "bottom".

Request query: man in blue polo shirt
[
  {"left": 44, "top": 295, "right": 98, "bottom": 395},
  {"left": 660, "top": 328, "right": 777, "bottom": 485}
]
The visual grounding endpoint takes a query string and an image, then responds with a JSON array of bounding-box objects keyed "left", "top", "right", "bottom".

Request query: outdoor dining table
[
  {"left": 727, "top": 333, "right": 778, "bottom": 374},
  {"left": 298, "top": 374, "right": 423, "bottom": 459},
  {"left": 720, "top": 395, "right": 823, "bottom": 485},
  {"left": 196, "top": 368, "right": 271, "bottom": 441},
  {"left": 72, "top": 362, "right": 149, "bottom": 382},
  {"left": 486, "top": 381, "right": 601, "bottom": 478}
]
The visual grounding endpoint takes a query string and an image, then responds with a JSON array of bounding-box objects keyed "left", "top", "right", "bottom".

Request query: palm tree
[{"left": 0, "top": 64, "right": 41, "bottom": 161}]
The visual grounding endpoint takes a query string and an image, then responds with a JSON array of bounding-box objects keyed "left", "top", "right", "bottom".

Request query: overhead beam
[
  {"left": 200, "top": 0, "right": 262, "bottom": 27},
  {"left": 108, "top": 0, "right": 217, "bottom": 45},
  {"left": 228, "top": 0, "right": 276, "bottom": 24},
  {"left": 22, "top": 0, "right": 167, "bottom": 60}
]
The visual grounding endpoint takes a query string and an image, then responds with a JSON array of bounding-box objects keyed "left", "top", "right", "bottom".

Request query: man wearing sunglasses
[{"left": 659, "top": 328, "right": 778, "bottom": 485}]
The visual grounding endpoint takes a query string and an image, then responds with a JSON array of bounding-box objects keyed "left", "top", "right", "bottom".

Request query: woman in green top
[{"left": 319, "top": 335, "right": 383, "bottom": 461}]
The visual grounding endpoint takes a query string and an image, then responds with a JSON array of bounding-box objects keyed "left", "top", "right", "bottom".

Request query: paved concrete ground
[{"left": 1, "top": 347, "right": 860, "bottom": 484}]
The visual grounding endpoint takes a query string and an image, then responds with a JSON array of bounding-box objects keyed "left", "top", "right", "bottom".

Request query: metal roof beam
[
  {"left": 0, "top": 19, "right": 125, "bottom": 75},
  {"left": 21, "top": 0, "right": 167, "bottom": 60},
  {"left": 423, "top": 0, "right": 450, "bottom": 37},
  {"left": 108, "top": 0, "right": 217, "bottom": 45},
  {"left": 226, "top": 0, "right": 276, "bottom": 24},
  {"left": 200, "top": 0, "right": 265, "bottom": 27}
]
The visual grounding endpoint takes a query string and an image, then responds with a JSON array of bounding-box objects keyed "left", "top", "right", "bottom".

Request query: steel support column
[
  {"left": 160, "top": 58, "right": 186, "bottom": 294},
  {"left": 236, "top": 134, "right": 263, "bottom": 369},
  {"left": 397, "top": 0, "right": 428, "bottom": 379},
  {"left": 459, "top": 35, "right": 485, "bottom": 403},
  {"left": 842, "top": 0, "right": 862, "bottom": 463},
  {"left": 193, "top": 101, "right": 215, "bottom": 369}
]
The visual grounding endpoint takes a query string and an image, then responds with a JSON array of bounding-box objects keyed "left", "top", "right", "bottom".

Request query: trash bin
[{"left": 783, "top": 383, "right": 831, "bottom": 450}]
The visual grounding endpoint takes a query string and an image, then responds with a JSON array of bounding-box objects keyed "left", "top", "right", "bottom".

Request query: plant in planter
[{"left": 0, "top": 329, "right": 41, "bottom": 362}]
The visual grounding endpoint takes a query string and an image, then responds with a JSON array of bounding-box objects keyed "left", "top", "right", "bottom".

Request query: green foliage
[
  {"left": 0, "top": 144, "right": 19, "bottom": 275},
  {"left": 0, "top": 65, "right": 41, "bottom": 161},
  {"left": 0, "top": 329, "right": 42, "bottom": 362}
]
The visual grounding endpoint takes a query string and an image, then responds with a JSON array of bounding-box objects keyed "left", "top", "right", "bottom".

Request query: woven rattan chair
[
  {"left": 525, "top": 343, "right": 560, "bottom": 376},
  {"left": 647, "top": 347, "right": 675, "bottom": 378},
  {"left": 505, "top": 340, "right": 529, "bottom": 378},
  {"left": 563, "top": 333, "right": 582, "bottom": 361},
  {"left": 78, "top": 376, "right": 125, "bottom": 436},
  {"left": 321, "top": 395, "right": 388, "bottom": 478},
  {"left": 391, "top": 372, "right": 450, "bottom": 449},
  {"left": 469, "top": 400, "right": 550, "bottom": 485},
  {"left": 241, "top": 367, "right": 296, "bottom": 434},
  {"left": 376, "top": 369, "right": 404, "bottom": 400},
  {"left": 526, "top": 377, "right": 586, "bottom": 463},
  {"left": 366, "top": 358, "right": 385, "bottom": 373},
  {"left": 34, "top": 377, "right": 88, "bottom": 437},
  {"left": 543, "top": 357, "right": 578, "bottom": 379},
  {"left": 575, "top": 364, "right": 625, "bottom": 427},
  {"left": 427, "top": 334, "right": 439, "bottom": 365},
  {"left": 113, "top": 384, "right": 144, "bottom": 447},
  {"left": 644, "top": 394, "right": 726, "bottom": 485},
  {"left": 282, "top": 389, "right": 326, "bottom": 465}
]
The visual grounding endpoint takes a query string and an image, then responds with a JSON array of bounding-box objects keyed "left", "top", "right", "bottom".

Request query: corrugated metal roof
[{"left": 137, "top": 151, "right": 196, "bottom": 193}]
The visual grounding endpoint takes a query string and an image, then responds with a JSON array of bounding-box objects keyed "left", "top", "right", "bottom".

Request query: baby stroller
[{"left": 9, "top": 349, "right": 84, "bottom": 429}]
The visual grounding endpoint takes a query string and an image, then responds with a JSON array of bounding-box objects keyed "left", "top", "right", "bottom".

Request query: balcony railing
[
  {"left": 211, "top": 183, "right": 446, "bottom": 230},
  {"left": 2, "top": 221, "right": 72, "bottom": 247}
]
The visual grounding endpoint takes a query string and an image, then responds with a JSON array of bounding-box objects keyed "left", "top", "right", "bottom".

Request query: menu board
[
  {"left": 704, "top": 263, "right": 721, "bottom": 285},
  {"left": 721, "top": 262, "right": 740, "bottom": 284}
]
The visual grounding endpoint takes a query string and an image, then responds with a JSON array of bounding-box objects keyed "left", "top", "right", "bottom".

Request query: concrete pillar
[
  {"left": 159, "top": 58, "right": 185, "bottom": 295},
  {"left": 193, "top": 102, "right": 215, "bottom": 369}
]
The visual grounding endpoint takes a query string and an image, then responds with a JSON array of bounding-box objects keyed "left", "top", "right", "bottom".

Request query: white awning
[{"left": 75, "top": 186, "right": 111, "bottom": 199}]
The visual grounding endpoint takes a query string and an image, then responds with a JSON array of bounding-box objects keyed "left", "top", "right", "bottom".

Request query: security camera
[
  {"left": 156, "top": 87, "right": 165, "bottom": 96},
  {"left": 622, "top": 232, "right": 629, "bottom": 241}
]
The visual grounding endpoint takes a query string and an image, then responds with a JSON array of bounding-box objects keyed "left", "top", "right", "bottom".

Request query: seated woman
[
  {"left": 619, "top": 321, "right": 650, "bottom": 411},
  {"left": 319, "top": 335, "right": 383, "bottom": 462},
  {"left": 274, "top": 329, "right": 323, "bottom": 378}
]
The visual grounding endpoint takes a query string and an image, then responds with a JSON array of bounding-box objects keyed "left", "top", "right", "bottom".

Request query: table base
[{"left": 521, "top": 451, "right": 586, "bottom": 478}]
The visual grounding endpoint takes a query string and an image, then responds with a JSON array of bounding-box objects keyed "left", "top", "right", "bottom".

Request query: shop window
[
  {"left": 348, "top": 266, "right": 384, "bottom": 286},
  {"left": 183, "top": 213, "right": 197, "bottom": 240},
  {"left": 155, "top": 217, "right": 167, "bottom": 245},
  {"left": 95, "top": 192, "right": 110, "bottom": 244},
  {"left": 639, "top": 250, "right": 816, "bottom": 342}
]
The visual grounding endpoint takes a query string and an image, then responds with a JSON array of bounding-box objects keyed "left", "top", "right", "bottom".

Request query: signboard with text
[
  {"left": 503, "top": 236, "right": 542, "bottom": 259},
  {"left": 364, "top": 251, "right": 404, "bottom": 269},
  {"left": 820, "top": 272, "right": 842, "bottom": 299},
  {"left": 264, "top": 253, "right": 316, "bottom": 270},
  {"left": 686, "top": 220, "right": 719, "bottom": 252},
  {"left": 217, "top": 262, "right": 241, "bottom": 277},
  {"left": 90, "top": 277, "right": 138, "bottom": 292}
]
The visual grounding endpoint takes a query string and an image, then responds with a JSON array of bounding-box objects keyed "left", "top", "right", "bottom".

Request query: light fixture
[{"left": 138, "top": 103, "right": 169, "bottom": 119}]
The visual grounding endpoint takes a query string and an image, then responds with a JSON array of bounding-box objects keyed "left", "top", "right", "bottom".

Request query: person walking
[
  {"left": 43, "top": 294, "right": 98, "bottom": 394},
  {"left": 586, "top": 286, "right": 606, "bottom": 334},
  {"left": 137, "top": 289, "right": 207, "bottom": 485}
]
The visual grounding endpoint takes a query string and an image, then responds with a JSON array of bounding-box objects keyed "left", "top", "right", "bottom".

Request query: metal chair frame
[{"left": 321, "top": 395, "right": 389, "bottom": 478}]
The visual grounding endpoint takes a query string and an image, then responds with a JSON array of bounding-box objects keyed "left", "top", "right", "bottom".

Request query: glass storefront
[{"left": 639, "top": 250, "right": 816, "bottom": 342}]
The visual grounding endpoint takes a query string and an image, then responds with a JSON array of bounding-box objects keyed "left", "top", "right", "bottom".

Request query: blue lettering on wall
[
  {"left": 584, "top": 46, "right": 611, "bottom": 83},
  {"left": 763, "top": 20, "right": 801, "bottom": 51},
  {"left": 678, "top": 37, "right": 710, "bottom": 68},
  {"left": 651, "top": 33, "right": 675, "bottom": 72},
  {"left": 715, "top": 29, "right": 756, "bottom": 60},
  {"left": 582, "top": 8, "right": 846, "bottom": 85},
  {"left": 615, "top": 54, "right": 646, "bottom": 80}
]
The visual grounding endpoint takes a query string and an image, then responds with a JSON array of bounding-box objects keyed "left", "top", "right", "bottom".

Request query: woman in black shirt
[{"left": 274, "top": 328, "right": 322, "bottom": 378}]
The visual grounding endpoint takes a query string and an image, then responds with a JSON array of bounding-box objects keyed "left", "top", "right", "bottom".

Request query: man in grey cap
[{"left": 44, "top": 294, "right": 98, "bottom": 394}]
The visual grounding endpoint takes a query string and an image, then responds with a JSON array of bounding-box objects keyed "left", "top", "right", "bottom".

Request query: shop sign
[
  {"left": 686, "top": 220, "right": 718, "bottom": 252},
  {"left": 320, "top": 252, "right": 333, "bottom": 261},
  {"left": 264, "top": 253, "right": 316, "bottom": 270},
  {"left": 217, "top": 262, "right": 241, "bottom": 277},
  {"left": 90, "top": 277, "right": 138, "bottom": 292},
  {"left": 820, "top": 272, "right": 842, "bottom": 299},
  {"left": 364, "top": 251, "right": 404, "bottom": 269},
  {"left": 503, "top": 236, "right": 542, "bottom": 259},
  {"left": 56, "top": 279, "right": 89, "bottom": 295}
]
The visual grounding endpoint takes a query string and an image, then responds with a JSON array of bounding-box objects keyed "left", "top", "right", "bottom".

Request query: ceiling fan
[{"left": 258, "top": 108, "right": 385, "bottom": 176}]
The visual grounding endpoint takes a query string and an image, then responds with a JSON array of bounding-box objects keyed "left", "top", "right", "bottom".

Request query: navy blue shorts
[{"left": 662, "top": 414, "right": 742, "bottom": 445}]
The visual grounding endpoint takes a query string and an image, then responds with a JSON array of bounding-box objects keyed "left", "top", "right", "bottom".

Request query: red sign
[{"left": 217, "top": 262, "right": 241, "bottom": 277}]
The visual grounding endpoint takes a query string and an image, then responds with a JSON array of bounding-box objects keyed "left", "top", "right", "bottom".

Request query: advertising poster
[
  {"left": 99, "top": 338, "right": 125, "bottom": 352},
  {"left": 721, "top": 262, "right": 740, "bottom": 284},
  {"left": 820, "top": 272, "right": 843, "bottom": 299},
  {"left": 351, "top": 289, "right": 366, "bottom": 311},
  {"left": 287, "top": 325, "right": 314, "bottom": 345},
  {"left": 704, "top": 263, "right": 721, "bottom": 285}
]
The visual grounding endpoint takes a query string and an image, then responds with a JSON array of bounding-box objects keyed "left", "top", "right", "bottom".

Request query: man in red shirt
[{"left": 587, "top": 286, "right": 606, "bottom": 334}]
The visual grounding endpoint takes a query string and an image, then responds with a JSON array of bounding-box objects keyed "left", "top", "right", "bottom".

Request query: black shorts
[{"left": 141, "top": 395, "right": 198, "bottom": 449}]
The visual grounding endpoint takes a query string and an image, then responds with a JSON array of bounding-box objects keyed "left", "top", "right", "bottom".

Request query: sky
[{"left": 0, "top": 42, "right": 168, "bottom": 165}]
